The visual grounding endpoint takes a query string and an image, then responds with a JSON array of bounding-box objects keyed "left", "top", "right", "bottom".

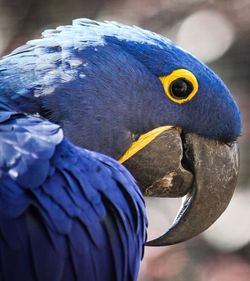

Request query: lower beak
[{"left": 119, "top": 127, "right": 239, "bottom": 246}]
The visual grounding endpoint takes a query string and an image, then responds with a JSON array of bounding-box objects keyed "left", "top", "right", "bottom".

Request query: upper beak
[{"left": 119, "top": 127, "right": 239, "bottom": 246}]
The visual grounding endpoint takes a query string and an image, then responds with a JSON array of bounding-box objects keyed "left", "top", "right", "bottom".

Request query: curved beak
[{"left": 120, "top": 127, "right": 239, "bottom": 246}]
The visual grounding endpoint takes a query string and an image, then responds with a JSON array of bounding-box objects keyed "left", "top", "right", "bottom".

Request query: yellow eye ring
[{"left": 159, "top": 69, "right": 198, "bottom": 104}]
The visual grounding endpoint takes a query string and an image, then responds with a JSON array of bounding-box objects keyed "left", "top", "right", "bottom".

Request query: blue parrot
[{"left": 0, "top": 19, "right": 241, "bottom": 281}]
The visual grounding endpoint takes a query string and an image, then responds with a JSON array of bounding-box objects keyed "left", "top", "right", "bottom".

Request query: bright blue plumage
[
  {"left": 0, "top": 18, "right": 242, "bottom": 281},
  {"left": 0, "top": 19, "right": 241, "bottom": 159},
  {"left": 0, "top": 107, "right": 146, "bottom": 281}
]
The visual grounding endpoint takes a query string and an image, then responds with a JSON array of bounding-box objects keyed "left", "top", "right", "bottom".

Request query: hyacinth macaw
[{"left": 0, "top": 19, "right": 241, "bottom": 281}]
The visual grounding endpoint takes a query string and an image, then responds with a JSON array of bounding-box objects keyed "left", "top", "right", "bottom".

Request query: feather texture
[{"left": 0, "top": 110, "right": 147, "bottom": 281}]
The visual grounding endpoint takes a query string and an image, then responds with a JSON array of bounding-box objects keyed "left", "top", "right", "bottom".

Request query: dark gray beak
[{"left": 123, "top": 128, "right": 239, "bottom": 246}]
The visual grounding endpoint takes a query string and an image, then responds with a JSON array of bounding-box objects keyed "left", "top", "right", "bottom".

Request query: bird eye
[
  {"left": 170, "top": 78, "right": 193, "bottom": 99},
  {"left": 160, "top": 69, "right": 198, "bottom": 104}
]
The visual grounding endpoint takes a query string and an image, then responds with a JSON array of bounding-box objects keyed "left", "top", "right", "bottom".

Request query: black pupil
[{"left": 169, "top": 78, "right": 193, "bottom": 99}]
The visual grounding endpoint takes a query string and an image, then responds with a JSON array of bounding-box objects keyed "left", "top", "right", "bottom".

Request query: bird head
[
  {"left": 1, "top": 19, "right": 242, "bottom": 245},
  {"left": 103, "top": 25, "right": 241, "bottom": 144}
]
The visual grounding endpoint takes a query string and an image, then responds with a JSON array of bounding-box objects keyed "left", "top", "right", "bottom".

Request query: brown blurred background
[{"left": 0, "top": 0, "right": 249, "bottom": 280}]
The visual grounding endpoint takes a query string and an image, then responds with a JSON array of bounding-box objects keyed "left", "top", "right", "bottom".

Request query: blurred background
[{"left": 0, "top": 0, "right": 249, "bottom": 280}]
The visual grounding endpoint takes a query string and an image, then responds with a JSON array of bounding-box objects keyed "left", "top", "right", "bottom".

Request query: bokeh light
[{"left": 176, "top": 9, "right": 235, "bottom": 63}]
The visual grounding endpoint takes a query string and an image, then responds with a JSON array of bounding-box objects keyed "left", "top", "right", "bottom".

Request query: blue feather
[
  {"left": 0, "top": 110, "right": 147, "bottom": 281},
  {"left": 0, "top": 20, "right": 241, "bottom": 157}
]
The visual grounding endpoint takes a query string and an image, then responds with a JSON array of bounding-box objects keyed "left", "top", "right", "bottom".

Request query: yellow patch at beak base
[{"left": 119, "top": 126, "right": 176, "bottom": 164}]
